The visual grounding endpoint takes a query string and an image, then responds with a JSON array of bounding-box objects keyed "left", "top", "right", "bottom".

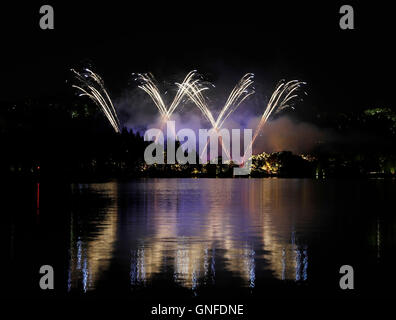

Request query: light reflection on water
[
  {"left": 68, "top": 183, "right": 118, "bottom": 292},
  {"left": 68, "top": 179, "right": 323, "bottom": 292}
]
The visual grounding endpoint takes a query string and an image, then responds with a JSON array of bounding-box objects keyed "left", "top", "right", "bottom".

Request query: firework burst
[
  {"left": 133, "top": 70, "right": 207, "bottom": 122},
  {"left": 71, "top": 68, "right": 121, "bottom": 133},
  {"left": 243, "top": 79, "right": 306, "bottom": 161},
  {"left": 179, "top": 73, "right": 255, "bottom": 159}
]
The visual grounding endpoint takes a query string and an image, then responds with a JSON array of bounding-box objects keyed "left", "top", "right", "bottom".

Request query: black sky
[{"left": 1, "top": 1, "right": 394, "bottom": 117}]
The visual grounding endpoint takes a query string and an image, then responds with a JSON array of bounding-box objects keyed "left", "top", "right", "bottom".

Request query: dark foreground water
[{"left": 3, "top": 178, "right": 396, "bottom": 300}]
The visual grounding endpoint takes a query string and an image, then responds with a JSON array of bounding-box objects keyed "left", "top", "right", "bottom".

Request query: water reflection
[
  {"left": 68, "top": 179, "right": 316, "bottom": 292},
  {"left": 68, "top": 182, "right": 118, "bottom": 292}
]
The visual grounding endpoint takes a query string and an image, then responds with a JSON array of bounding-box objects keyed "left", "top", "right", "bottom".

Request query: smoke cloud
[{"left": 247, "top": 116, "right": 333, "bottom": 154}]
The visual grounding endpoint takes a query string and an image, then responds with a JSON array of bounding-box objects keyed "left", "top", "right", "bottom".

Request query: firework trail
[
  {"left": 133, "top": 70, "right": 207, "bottom": 122},
  {"left": 179, "top": 73, "right": 255, "bottom": 160},
  {"left": 134, "top": 70, "right": 209, "bottom": 144},
  {"left": 71, "top": 68, "right": 121, "bottom": 133},
  {"left": 242, "top": 79, "right": 306, "bottom": 161}
]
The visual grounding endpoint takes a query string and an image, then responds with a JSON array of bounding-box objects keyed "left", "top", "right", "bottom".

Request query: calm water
[{"left": 4, "top": 178, "right": 396, "bottom": 299}]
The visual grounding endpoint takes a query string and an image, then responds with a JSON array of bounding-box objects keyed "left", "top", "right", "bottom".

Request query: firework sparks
[
  {"left": 71, "top": 67, "right": 303, "bottom": 166},
  {"left": 71, "top": 68, "right": 121, "bottom": 133},
  {"left": 133, "top": 70, "right": 206, "bottom": 122},
  {"left": 243, "top": 79, "right": 306, "bottom": 161},
  {"left": 179, "top": 73, "right": 255, "bottom": 160}
]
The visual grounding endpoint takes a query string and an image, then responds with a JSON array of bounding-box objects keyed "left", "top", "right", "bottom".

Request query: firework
[
  {"left": 133, "top": 70, "right": 207, "bottom": 122},
  {"left": 243, "top": 79, "right": 306, "bottom": 161},
  {"left": 72, "top": 68, "right": 121, "bottom": 133},
  {"left": 179, "top": 73, "right": 255, "bottom": 160}
]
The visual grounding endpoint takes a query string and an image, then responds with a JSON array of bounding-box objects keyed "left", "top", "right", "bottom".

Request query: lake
[{"left": 3, "top": 178, "right": 396, "bottom": 300}]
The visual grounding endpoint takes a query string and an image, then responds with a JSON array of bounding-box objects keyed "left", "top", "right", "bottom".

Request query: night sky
[{"left": 1, "top": 2, "right": 394, "bottom": 118}]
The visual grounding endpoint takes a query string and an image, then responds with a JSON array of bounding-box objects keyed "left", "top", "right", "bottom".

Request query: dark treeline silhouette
[
  {"left": 1, "top": 97, "right": 396, "bottom": 180},
  {"left": 0, "top": 97, "right": 148, "bottom": 181}
]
